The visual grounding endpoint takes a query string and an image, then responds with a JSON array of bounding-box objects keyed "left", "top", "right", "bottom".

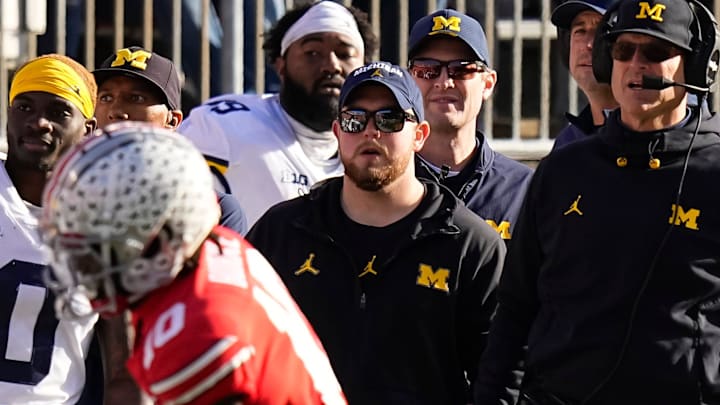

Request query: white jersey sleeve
[
  {"left": 0, "top": 164, "right": 97, "bottom": 405},
  {"left": 179, "top": 94, "right": 344, "bottom": 227}
]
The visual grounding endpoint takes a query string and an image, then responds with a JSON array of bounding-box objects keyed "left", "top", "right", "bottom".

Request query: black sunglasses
[
  {"left": 408, "top": 58, "right": 487, "bottom": 80},
  {"left": 339, "top": 109, "right": 417, "bottom": 133},
  {"left": 610, "top": 41, "right": 681, "bottom": 63}
]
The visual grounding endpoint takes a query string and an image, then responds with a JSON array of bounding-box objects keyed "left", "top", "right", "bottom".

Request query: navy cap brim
[
  {"left": 342, "top": 79, "right": 415, "bottom": 114},
  {"left": 551, "top": 1, "right": 606, "bottom": 29},
  {"left": 93, "top": 68, "right": 176, "bottom": 109},
  {"left": 409, "top": 34, "right": 488, "bottom": 66},
  {"left": 408, "top": 10, "right": 491, "bottom": 67},
  {"left": 606, "top": 28, "right": 692, "bottom": 51}
]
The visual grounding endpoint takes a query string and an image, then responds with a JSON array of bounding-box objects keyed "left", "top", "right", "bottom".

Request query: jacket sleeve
[
  {"left": 245, "top": 207, "right": 280, "bottom": 260},
  {"left": 217, "top": 191, "right": 248, "bottom": 235},
  {"left": 457, "top": 225, "right": 506, "bottom": 396},
  {"left": 474, "top": 161, "right": 546, "bottom": 405}
]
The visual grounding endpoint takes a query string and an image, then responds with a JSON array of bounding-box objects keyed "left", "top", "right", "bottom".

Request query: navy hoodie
[{"left": 476, "top": 106, "right": 720, "bottom": 405}]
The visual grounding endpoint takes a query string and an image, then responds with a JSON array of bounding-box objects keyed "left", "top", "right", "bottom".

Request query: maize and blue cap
[
  {"left": 339, "top": 61, "right": 425, "bottom": 122},
  {"left": 408, "top": 9, "right": 491, "bottom": 68},
  {"left": 606, "top": 0, "right": 694, "bottom": 51},
  {"left": 93, "top": 46, "right": 182, "bottom": 110}
]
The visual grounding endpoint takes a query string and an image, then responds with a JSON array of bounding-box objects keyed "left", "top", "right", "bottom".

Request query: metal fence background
[{"left": 2, "top": 0, "right": 719, "bottom": 159}]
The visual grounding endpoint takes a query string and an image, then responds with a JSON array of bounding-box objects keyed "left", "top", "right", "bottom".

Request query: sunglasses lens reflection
[
  {"left": 409, "top": 59, "right": 484, "bottom": 80},
  {"left": 340, "top": 109, "right": 412, "bottom": 133},
  {"left": 611, "top": 42, "right": 676, "bottom": 63}
]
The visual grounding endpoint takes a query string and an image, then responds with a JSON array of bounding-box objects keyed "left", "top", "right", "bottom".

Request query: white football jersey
[
  {"left": 0, "top": 164, "right": 97, "bottom": 404},
  {"left": 179, "top": 94, "right": 344, "bottom": 226}
]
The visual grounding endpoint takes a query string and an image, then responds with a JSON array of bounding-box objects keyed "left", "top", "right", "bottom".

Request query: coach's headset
[
  {"left": 580, "top": 1, "right": 720, "bottom": 404},
  {"left": 592, "top": 0, "right": 720, "bottom": 92}
]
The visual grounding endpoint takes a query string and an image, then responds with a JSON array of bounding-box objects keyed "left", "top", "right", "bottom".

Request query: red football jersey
[{"left": 126, "top": 226, "right": 346, "bottom": 405}]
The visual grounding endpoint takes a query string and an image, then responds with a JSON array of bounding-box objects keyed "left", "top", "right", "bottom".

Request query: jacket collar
[
  {"left": 594, "top": 105, "right": 720, "bottom": 170},
  {"left": 565, "top": 104, "right": 600, "bottom": 135},
  {"left": 294, "top": 177, "right": 461, "bottom": 239},
  {"left": 600, "top": 106, "right": 720, "bottom": 156}
]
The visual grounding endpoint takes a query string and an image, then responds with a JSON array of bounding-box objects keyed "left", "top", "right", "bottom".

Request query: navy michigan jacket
[
  {"left": 415, "top": 134, "right": 532, "bottom": 243},
  {"left": 476, "top": 107, "right": 720, "bottom": 405}
]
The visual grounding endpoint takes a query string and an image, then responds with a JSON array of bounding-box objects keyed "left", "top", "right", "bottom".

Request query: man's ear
[
  {"left": 166, "top": 110, "right": 184, "bottom": 129},
  {"left": 274, "top": 56, "right": 286, "bottom": 81},
  {"left": 481, "top": 69, "right": 498, "bottom": 101},
  {"left": 413, "top": 121, "right": 430, "bottom": 151},
  {"left": 85, "top": 117, "right": 98, "bottom": 135}
]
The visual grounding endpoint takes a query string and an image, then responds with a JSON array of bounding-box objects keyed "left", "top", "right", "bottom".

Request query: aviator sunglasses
[
  {"left": 610, "top": 41, "right": 681, "bottom": 63},
  {"left": 408, "top": 58, "right": 487, "bottom": 80},
  {"left": 339, "top": 109, "right": 417, "bottom": 133}
]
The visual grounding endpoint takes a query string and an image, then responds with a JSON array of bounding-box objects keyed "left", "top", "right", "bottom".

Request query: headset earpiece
[
  {"left": 592, "top": 0, "right": 621, "bottom": 84},
  {"left": 592, "top": 0, "right": 720, "bottom": 90},
  {"left": 686, "top": 0, "right": 720, "bottom": 91}
]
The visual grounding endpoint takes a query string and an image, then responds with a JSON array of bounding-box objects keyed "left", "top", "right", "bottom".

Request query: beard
[
  {"left": 280, "top": 73, "right": 340, "bottom": 132},
  {"left": 342, "top": 142, "right": 412, "bottom": 191}
]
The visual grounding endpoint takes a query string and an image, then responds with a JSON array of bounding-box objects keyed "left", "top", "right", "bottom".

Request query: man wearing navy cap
[
  {"left": 476, "top": 0, "right": 720, "bottom": 403},
  {"left": 93, "top": 46, "right": 183, "bottom": 129},
  {"left": 550, "top": 0, "right": 618, "bottom": 151},
  {"left": 407, "top": 9, "right": 533, "bottom": 243},
  {"left": 247, "top": 61, "right": 506, "bottom": 404}
]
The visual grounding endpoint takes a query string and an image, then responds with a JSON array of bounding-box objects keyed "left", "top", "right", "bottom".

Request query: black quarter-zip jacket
[
  {"left": 247, "top": 177, "right": 505, "bottom": 405},
  {"left": 475, "top": 107, "right": 720, "bottom": 405}
]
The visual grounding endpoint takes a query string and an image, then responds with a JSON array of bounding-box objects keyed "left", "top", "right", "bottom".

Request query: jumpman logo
[
  {"left": 358, "top": 255, "right": 378, "bottom": 278},
  {"left": 294, "top": 253, "right": 320, "bottom": 276},
  {"left": 563, "top": 194, "right": 584, "bottom": 216}
]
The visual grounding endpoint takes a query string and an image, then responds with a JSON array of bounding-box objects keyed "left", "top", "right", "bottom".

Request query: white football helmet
[{"left": 41, "top": 122, "right": 220, "bottom": 318}]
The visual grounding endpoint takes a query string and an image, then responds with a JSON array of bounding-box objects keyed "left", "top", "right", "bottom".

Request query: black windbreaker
[
  {"left": 475, "top": 107, "right": 720, "bottom": 405},
  {"left": 247, "top": 177, "right": 505, "bottom": 405}
]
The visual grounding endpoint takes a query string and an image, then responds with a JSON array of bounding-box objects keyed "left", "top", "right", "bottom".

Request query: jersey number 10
[{"left": 0, "top": 261, "right": 58, "bottom": 385}]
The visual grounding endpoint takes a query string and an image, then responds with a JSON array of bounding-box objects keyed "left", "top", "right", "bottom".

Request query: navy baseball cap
[
  {"left": 93, "top": 46, "right": 182, "bottom": 110},
  {"left": 339, "top": 62, "right": 425, "bottom": 122},
  {"left": 409, "top": 9, "right": 491, "bottom": 68},
  {"left": 606, "top": 0, "right": 694, "bottom": 51},
  {"left": 551, "top": 0, "right": 609, "bottom": 29}
]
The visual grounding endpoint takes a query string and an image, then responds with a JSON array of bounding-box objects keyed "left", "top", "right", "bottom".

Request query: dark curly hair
[{"left": 263, "top": 2, "right": 378, "bottom": 64}]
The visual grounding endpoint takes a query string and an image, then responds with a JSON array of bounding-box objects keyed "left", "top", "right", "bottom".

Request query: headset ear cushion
[
  {"left": 591, "top": 0, "right": 623, "bottom": 85},
  {"left": 592, "top": 19, "right": 613, "bottom": 83},
  {"left": 686, "top": 0, "right": 720, "bottom": 90}
]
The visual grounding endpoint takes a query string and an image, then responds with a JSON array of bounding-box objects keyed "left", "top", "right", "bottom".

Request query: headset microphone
[{"left": 638, "top": 74, "right": 711, "bottom": 93}]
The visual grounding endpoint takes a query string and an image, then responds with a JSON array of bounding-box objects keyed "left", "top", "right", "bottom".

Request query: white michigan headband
[{"left": 280, "top": 1, "right": 365, "bottom": 56}]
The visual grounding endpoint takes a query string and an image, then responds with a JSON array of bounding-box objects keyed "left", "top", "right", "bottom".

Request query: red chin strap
[{"left": 92, "top": 295, "right": 130, "bottom": 318}]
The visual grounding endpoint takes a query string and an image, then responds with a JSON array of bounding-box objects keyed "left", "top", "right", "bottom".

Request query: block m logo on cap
[
  {"left": 635, "top": 2, "right": 666, "bottom": 22},
  {"left": 111, "top": 48, "right": 152, "bottom": 70},
  {"left": 431, "top": 16, "right": 461, "bottom": 35}
]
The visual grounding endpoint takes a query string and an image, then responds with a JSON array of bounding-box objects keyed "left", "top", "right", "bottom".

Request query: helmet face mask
[
  {"left": 44, "top": 232, "right": 136, "bottom": 317},
  {"left": 41, "top": 122, "right": 220, "bottom": 318}
]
